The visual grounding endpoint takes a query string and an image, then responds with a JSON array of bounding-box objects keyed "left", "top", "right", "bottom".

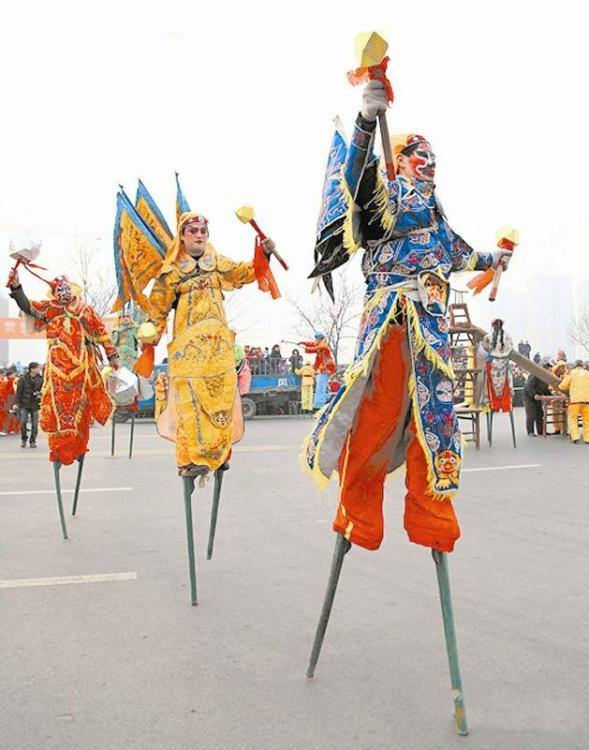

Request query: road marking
[
  {"left": 0, "top": 487, "right": 133, "bottom": 496},
  {"left": 463, "top": 463, "right": 541, "bottom": 473},
  {"left": 0, "top": 443, "right": 299, "bottom": 460},
  {"left": 0, "top": 572, "right": 138, "bottom": 590}
]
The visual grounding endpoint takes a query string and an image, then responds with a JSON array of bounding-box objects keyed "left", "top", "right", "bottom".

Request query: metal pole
[
  {"left": 207, "top": 470, "right": 224, "bottom": 560},
  {"left": 71, "top": 454, "right": 85, "bottom": 516},
  {"left": 53, "top": 461, "right": 68, "bottom": 540},
  {"left": 432, "top": 550, "right": 468, "bottom": 736},
  {"left": 182, "top": 477, "right": 198, "bottom": 606},
  {"left": 128, "top": 414, "right": 135, "bottom": 459},
  {"left": 488, "top": 411, "right": 494, "bottom": 446},
  {"left": 110, "top": 414, "right": 116, "bottom": 457},
  {"left": 306, "top": 533, "right": 351, "bottom": 678}
]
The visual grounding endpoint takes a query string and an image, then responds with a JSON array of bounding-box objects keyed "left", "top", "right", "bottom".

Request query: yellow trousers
[
  {"left": 301, "top": 384, "right": 314, "bottom": 411},
  {"left": 568, "top": 403, "right": 589, "bottom": 442}
]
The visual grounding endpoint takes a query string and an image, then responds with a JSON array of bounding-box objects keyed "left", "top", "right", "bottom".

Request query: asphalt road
[{"left": 1, "top": 412, "right": 588, "bottom": 750}]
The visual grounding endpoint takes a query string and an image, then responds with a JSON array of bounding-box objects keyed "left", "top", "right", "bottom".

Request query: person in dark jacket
[
  {"left": 523, "top": 361, "right": 551, "bottom": 435},
  {"left": 16, "top": 361, "right": 43, "bottom": 447}
]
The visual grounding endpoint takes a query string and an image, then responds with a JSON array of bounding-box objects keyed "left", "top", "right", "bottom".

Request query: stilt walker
[
  {"left": 304, "top": 32, "right": 515, "bottom": 735},
  {"left": 481, "top": 316, "right": 517, "bottom": 448},
  {"left": 112, "top": 177, "right": 283, "bottom": 603},
  {"left": 104, "top": 368, "right": 140, "bottom": 460},
  {"left": 298, "top": 334, "right": 336, "bottom": 410},
  {"left": 7, "top": 238, "right": 118, "bottom": 538}
]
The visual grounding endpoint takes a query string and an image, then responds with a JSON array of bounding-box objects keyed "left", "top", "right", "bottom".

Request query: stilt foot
[
  {"left": 306, "top": 533, "right": 351, "bottom": 678},
  {"left": 53, "top": 461, "right": 68, "bottom": 540},
  {"left": 182, "top": 476, "right": 198, "bottom": 606},
  {"left": 207, "top": 469, "right": 224, "bottom": 561},
  {"left": 71, "top": 454, "right": 85, "bottom": 516},
  {"left": 432, "top": 550, "right": 468, "bottom": 736}
]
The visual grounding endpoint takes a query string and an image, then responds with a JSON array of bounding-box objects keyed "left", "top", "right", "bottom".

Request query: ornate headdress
[
  {"left": 390, "top": 133, "right": 430, "bottom": 167},
  {"left": 181, "top": 214, "right": 209, "bottom": 232}
]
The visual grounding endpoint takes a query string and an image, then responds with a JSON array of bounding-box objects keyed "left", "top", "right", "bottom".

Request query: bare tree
[
  {"left": 569, "top": 306, "right": 589, "bottom": 355},
  {"left": 69, "top": 243, "right": 118, "bottom": 317},
  {"left": 225, "top": 286, "right": 260, "bottom": 338},
  {"left": 288, "top": 270, "right": 363, "bottom": 363}
]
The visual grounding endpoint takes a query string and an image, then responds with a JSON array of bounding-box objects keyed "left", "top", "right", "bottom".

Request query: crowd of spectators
[
  {"left": 0, "top": 361, "right": 44, "bottom": 442},
  {"left": 244, "top": 344, "right": 304, "bottom": 375}
]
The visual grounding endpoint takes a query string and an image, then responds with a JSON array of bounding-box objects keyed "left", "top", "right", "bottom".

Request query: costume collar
[{"left": 176, "top": 247, "right": 217, "bottom": 274}]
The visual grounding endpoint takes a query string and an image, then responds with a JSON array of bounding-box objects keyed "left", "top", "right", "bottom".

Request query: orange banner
[
  {"left": 0, "top": 317, "right": 43, "bottom": 339},
  {"left": 0, "top": 316, "right": 117, "bottom": 339}
]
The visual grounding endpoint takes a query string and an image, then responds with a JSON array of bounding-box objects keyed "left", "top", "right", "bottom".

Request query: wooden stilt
[
  {"left": 128, "top": 414, "right": 135, "bottom": 459},
  {"left": 53, "top": 461, "right": 68, "bottom": 540},
  {"left": 110, "top": 414, "right": 116, "bottom": 457},
  {"left": 71, "top": 454, "right": 85, "bottom": 516},
  {"left": 488, "top": 411, "right": 494, "bottom": 446},
  {"left": 182, "top": 477, "right": 198, "bottom": 606},
  {"left": 432, "top": 550, "right": 468, "bottom": 736},
  {"left": 306, "top": 533, "right": 351, "bottom": 678},
  {"left": 509, "top": 410, "right": 517, "bottom": 449},
  {"left": 207, "top": 470, "right": 224, "bottom": 560}
]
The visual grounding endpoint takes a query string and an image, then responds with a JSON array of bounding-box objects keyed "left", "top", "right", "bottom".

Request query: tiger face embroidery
[{"left": 434, "top": 449, "right": 460, "bottom": 489}]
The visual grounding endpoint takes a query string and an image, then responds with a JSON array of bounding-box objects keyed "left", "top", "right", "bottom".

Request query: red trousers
[
  {"left": 333, "top": 325, "right": 460, "bottom": 552},
  {"left": 486, "top": 362, "right": 512, "bottom": 412}
]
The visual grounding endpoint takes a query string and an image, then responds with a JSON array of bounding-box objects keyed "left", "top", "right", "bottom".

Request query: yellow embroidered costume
[
  {"left": 113, "top": 180, "right": 277, "bottom": 475},
  {"left": 148, "top": 217, "right": 256, "bottom": 470}
]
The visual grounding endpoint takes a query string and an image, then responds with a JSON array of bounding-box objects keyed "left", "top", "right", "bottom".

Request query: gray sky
[{"left": 2, "top": 0, "right": 588, "bottom": 363}]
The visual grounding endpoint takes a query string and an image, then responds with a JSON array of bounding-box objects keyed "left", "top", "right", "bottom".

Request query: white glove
[
  {"left": 261, "top": 238, "right": 275, "bottom": 258},
  {"left": 361, "top": 80, "right": 388, "bottom": 121},
  {"left": 491, "top": 250, "right": 512, "bottom": 270}
]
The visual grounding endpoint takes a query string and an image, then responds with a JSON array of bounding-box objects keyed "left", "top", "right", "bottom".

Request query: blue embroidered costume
[{"left": 305, "top": 115, "right": 494, "bottom": 552}]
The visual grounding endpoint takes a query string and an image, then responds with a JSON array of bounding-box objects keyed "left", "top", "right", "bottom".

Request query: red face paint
[{"left": 406, "top": 143, "right": 436, "bottom": 182}]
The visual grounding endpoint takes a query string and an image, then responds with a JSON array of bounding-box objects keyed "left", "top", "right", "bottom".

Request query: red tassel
[
  {"left": 134, "top": 344, "right": 155, "bottom": 377},
  {"left": 253, "top": 236, "right": 281, "bottom": 299},
  {"left": 467, "top": 268, "right": 494, "bottom": 295}
]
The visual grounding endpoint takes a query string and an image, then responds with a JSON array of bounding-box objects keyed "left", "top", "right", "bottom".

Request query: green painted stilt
[
  {"left": 53, "top": 461, "right": 68, "bottom": 540},
  {"left": 432, "top": 550, "right": 468, "bottom": 736},
  {"left": 509, "top": 410, "right": 517, "bottom": 448},
  {"left": 128, "top": 414, "right": 135, "bottom": 459},
  {"left": 71, "top": 454, "right": 85, "bottom": 516},
  {"left": 182, "top": 476, "right": 198, "bottom": 606},
  {"left": 110, "top": 415, "right": 116, "bottom": 456},
  {"left": 306, "top": 533, "right": 351, "bottom": 678},
  {"left": 206, "top": 470, "right": 224, "bottom": 560}
]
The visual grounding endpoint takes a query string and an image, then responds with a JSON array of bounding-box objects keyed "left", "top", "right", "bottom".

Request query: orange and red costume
[
  {"left": 0, "top": 373, "right": 20, "bottom": 434},
  {"left": 300, "top": 339, "right": 336, "bottom": 375},
  {"left": 10, "top": 286, "right": 115, "bottom": 464}
]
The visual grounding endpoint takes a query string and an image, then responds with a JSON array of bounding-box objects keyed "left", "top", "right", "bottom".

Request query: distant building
[{"left": 525, "top": 274, "right": 574, "bottom": 359}]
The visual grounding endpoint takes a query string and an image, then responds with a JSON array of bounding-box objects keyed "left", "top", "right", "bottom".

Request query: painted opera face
[
  {"left": 400, "top": 142, "right": 436, "bottom": 183},
  {"left": 53, "top": 276, "right": 73, "bottom": 305},
  {"left": 182, "top": 220, "right": 209, "bottom": 257}
]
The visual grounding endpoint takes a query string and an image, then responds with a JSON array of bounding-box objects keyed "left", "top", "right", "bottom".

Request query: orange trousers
[{"left": 333, "top": 325, "right": 460, "bottom": 553}]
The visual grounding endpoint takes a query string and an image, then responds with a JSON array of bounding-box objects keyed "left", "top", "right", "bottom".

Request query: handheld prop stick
[
  {"left": 348, "top": 32, "right": 396, "bottom": 180},
  {"left": 235, "top": 205, "right": 288, "bottom": 270},
  {"left": 6, "top": 234, "right": 47, "bottom": 288},
  {"left": 467, "top": 226, "right": 519, "bottom": 302}
]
